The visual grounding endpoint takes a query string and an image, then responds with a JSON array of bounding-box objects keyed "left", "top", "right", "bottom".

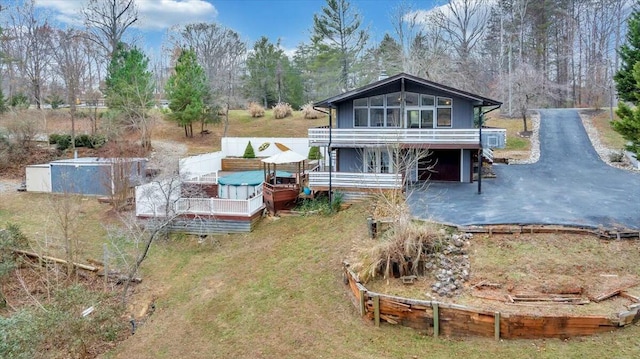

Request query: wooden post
[
  {"left": 103, "top": 243, "right": 109, "bottom": 291},
  {"left": 359, "top": 289, "right": 366, "bottom": 316},
  {"left": 373, "top": 295, "right": 380, "bottom": 327},
  {"left": 494, "top": 311, "right": 500, "bottom": 340},
  {"left": 432, "top": 303, "right": 439, "bottom": 337}
]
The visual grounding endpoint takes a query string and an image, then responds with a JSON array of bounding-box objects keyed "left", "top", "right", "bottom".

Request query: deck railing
[
  {"left": 308, "top": 128, "right": 506, "bottom": 148},
  {"left": 175, "top": 195, "right": 264, "bottom": 217},
  {"left": 184, "top": 172, "right": 218, "bottom": 184},
  {"left": 308, "top": 171, "right": 403, "bottom": 190}
]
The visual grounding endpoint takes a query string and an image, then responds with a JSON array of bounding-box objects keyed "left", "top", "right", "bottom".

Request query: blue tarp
[{"left": 218, "top": 170, "right": 292, "bottom": 186}]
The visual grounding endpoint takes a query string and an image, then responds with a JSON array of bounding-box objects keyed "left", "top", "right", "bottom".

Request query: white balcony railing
[
  {"left": 308, "top": 171, "right": 403, "bottom": 190},
  {"left": 308, "top": 128, "right": 506, "bottom": 148}
]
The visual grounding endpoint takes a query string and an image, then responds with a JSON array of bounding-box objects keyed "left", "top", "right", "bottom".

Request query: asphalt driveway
[{"left": 407, "top": 109, "right": 640, "bottom": 230}]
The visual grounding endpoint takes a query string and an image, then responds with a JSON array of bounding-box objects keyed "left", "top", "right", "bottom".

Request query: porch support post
[
  {"left": 329, "top": 107, "right": 333, "bottom": 205},
  {"left": 478, "top": 111, "right": 483, "bottom": 195}
]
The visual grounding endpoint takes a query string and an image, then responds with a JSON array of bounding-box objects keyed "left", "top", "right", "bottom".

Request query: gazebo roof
[{"left": 261, "top": 150, "right": 306, "bottom": 165}]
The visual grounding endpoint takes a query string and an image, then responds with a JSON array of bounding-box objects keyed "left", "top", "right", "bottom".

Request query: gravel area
[
  {"left": 579, "top": 112, "right": 639, "bottom": 172},
  {"left": 0, "top": 179, "right": 21, "bottom": 194},
  {"left": 147, "top": 140, "right": 188, "bottom": 171},
  {"left": 507, "top": 112, "right": 540, "bottom": 165}
]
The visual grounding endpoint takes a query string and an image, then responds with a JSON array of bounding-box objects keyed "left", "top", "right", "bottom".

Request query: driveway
[{"left": 407, "top": 109, "right": 640, "bottom": 230}]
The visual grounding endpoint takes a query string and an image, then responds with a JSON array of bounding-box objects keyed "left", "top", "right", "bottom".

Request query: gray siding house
[{"left": 308, "top": 73, "right": 505, "bottom": 192}]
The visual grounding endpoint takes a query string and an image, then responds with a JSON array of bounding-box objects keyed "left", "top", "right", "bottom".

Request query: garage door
[{"left": 419, "top": 149, "right": 460, "bottom": 181}]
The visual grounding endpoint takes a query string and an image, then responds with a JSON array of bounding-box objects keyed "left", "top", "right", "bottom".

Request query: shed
[
  {"left": 29, "top": 157, "right": 147, "bottom": 196},
  {"left": 25, "top": 164, "right": 52, "bottom": 192}
]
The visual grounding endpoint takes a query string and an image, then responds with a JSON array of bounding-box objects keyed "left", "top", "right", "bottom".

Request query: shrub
[
  {"left": 9, "top": 93, "right": 29, "bottom": 109},
  {"left": 301, "top": 101, "right": 323, "bottom": 119},
  {"left": 50, "top": 134, "right": 106, "bottom": 150},
  {"left": 56, "top": 135, "right": 72, "bottom": 151},
  {"left": 247, "top": 102, "right": 265, "bottom": 118},
  {"left": 272, "top": 102, "right": 292, "bottom": 119},
  {"left": 308, "top": 146, "right": 322, "bottom": 160},
  {"left": 243, "top": 141, "right": 256, "bottom": 158}
]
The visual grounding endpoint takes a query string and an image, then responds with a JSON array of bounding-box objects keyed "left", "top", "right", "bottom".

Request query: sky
[{"left": 32, "top": 0, "right": 442, "bottom": 55}]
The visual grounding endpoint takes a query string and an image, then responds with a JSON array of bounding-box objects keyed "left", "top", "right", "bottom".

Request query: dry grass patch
[
  {"left": 272, "top": 102, "right": 293, "bottom": 119},
  {"left": 247, "top": 102, "right": 265, "bottom": 118},
  {"left": 589, "top": 109, "right": 627, "bottom": 149},
  {"left": 365, "top": 231, "right": 640, "bottom": 317}
]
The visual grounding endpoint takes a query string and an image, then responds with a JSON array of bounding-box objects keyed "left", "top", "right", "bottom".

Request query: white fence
[
  {"left": 308, "top": 172, "right": 403, "bottom": 190},
  {"left": 179, "top": 152, "right": 224, "bottom": 179}
]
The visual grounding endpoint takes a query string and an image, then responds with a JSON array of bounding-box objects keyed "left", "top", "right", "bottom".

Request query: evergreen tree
[
  {"left": 615, "top": 4, "right": 640, "bottom": 103},
  {"left": 312, "top": 0, "right": 369, "bottom": 91},
  {"left": 243, "top": 141, "right": 256, "bottom": 159},
  {"left": 105, "top": 42, "right": 155, "bottom": 148},
  {"left": 614, "top": 63, "right": 640, "bottom": 158},
  {"left": 165, "top": 48, "right": 215, "bottom": 138}
]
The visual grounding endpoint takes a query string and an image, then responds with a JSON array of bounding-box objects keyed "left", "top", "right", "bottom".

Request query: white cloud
[
  {"left": 136, "top": 0, "right": 217, "bottom": 30},
  {"left": 35, "top": 0, "right": 218, "bottom": 31}
]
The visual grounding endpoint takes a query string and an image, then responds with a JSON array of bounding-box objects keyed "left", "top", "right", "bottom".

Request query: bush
[
  {"left": 243, "top": 141, "right": 256, "bottom": 158},
  {"left": 247, "top": 102, "right": 265, "bottom": 118},
  {"left": 9, "top": 93, "right": 29, "bottom": 109},
  {"left": 272, "top": 102, "right": 292, "bottom": 119},
  {"left": 308, "top": 146, "right": 322, "bottom": 160},
  {"left": 49, "top": 134, "right": 106, "bottom": 150},
  {"left": 301, "top": 101, "right": 323, "bottom": 119}
]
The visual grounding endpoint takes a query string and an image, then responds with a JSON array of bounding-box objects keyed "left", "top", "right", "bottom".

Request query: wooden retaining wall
[
  {"left": 453, "top": 224, "right": 640, "bottom": 240},
  {"left": 343, "top": 263, "right": 640, "bottom": 339}
]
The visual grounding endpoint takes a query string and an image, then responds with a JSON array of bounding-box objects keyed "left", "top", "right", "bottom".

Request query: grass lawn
[
  {"left": 587, "top": 109, "right": 627, "bottom": 149},
  {"left": 101, "top": 204, "right": 640, "bottom": 359},
  {"left": 153, "top": 109, "right": 328, "bottom": 155}
]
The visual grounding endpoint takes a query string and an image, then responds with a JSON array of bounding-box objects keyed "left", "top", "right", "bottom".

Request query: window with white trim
[
  {"left": 352, "top": 92, "right": 452, "bottom": 128},
  {"left": 436, "top": 97, "right": 452, "bottom": 127},
  {"left": 364, "top": 148, "right": 392, "bottom": 173}
]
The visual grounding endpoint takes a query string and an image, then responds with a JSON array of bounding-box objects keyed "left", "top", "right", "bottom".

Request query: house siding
[
  {"left": 338, "top": 148, "right": 362, "bottom": 172},
  {"left": 336, "top": 82, "right": 476, "bottom": 129}
]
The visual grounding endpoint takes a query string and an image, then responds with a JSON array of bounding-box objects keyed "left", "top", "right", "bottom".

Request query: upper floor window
[
  {"left": 352, "top": 92, "right": 453, "bottom": 128},
  {"left": 436, "top": 97, "right": 452, "bottom": 127}
]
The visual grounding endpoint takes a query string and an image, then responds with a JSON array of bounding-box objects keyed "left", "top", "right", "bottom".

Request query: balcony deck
[{"left": 308, "top": 128, "right": 506, "bottom": 148}]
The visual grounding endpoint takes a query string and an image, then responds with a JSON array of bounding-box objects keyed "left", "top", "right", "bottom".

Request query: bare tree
[
  {"left": 48, "top": 185, "right": 83, "bottom": 279},
  {"left": 5, "top": 0, "right": 54, "bottom": 109},
  {"left": 430, "top": 0, "right": 490, "bottom": 91},
  {"left": 81, "top": 0, "right": 138, "bottom": 60},
  {"left": 52, "top": 29, "right": 88, "bottom": 145}
]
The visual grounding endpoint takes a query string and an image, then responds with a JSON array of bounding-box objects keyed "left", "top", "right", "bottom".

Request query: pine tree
[
  {"left": 615, "top": 5, "right": 640, "bottom": 103},
  {"left": 614, "top": 63, "right": 640, "bottom": 158},
  {"left": 105, "top": 42, "right": 154, "bottom": 148},
  {"left": 312, "top": 0, "right": 369, "bottom": 91},
  {"left": 243, "top": 141, "right": 256, "bottom": 159},
  {"left": 165, "top": 49, "right": 215, "bottom": 138}
]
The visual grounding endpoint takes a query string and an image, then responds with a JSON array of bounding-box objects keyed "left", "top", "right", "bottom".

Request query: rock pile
[{"left": 428, "top": 232, "right": 472, "bottom": 297}]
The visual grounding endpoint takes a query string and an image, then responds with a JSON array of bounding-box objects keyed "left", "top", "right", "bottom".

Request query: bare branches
[{"left": 81, "top": 0, "right": 138, "bottom": 59}]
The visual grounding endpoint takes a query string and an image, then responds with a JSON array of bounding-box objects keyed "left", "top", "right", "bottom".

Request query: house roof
[
  {"left": 261, "top": 150, "right": 306, "bottom": 164},
  {"left": 314, "top": 72, "right": 502, "bottom": 108}
]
